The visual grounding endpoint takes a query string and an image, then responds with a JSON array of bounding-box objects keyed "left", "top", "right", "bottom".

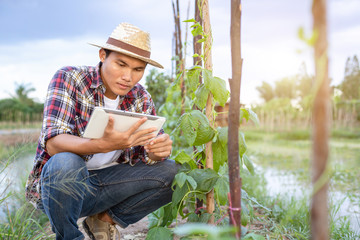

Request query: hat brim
[{"left": 88, "top": 42, "right": 164, "bottom": 69}]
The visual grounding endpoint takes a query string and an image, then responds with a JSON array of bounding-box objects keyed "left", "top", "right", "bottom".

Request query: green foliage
[
  {"left": 0, "top": 82, "right": 43, "bottom": 123},
  {"left": 145, "top": 69, "right": 172, "bottom": 109},
  {"left": 338, "top": 55, "right": 360, "bottom": 100},
  {"left": 147, "top": 17, "right": 260, "bottom": 240},
  {"left": 146, "top": 226, "right": 172, "bottom": 240},
  {"left": 256, "top": 81, "right": 274, "bottom": 102},
  {"left": 173, "top": 223, "right": 238, "bottom": 240}
]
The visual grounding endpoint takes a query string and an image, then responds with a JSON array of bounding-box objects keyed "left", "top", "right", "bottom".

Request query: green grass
[
  {"left": 240, "top": 128, "right": 360, "bottom": 238},
  {"left": 0, "top": 137, "right": 51, "bottom": 239},
  {"left": 241, "top": 170, "right": 360, "bottom": 239}
]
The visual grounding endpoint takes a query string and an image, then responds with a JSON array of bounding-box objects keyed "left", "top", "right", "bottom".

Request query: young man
[{"left": 25, "top": 23, "right": 178, "bottom": 240}]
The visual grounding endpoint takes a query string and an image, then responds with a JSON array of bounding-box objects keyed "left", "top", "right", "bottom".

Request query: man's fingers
[
  {"left": 148, "top": 134, "right": 168, "bottom": 145},
  {"left": 127, "top": 117, "right": 148, "bottom": 134},
  {"left": 105, "top": 115, "right": 115, "bottom": 131},
  {"left": 133, "top": 133, "right": 157, "bottom": 146}
]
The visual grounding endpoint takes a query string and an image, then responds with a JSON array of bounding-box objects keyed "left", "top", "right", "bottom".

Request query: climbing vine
[{"left": 146, "top": 18, "right": 259, "bottom": 240}]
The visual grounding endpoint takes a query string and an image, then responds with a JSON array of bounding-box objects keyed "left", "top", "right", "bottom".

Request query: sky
[{"left": 0, "top": 0, "right": 359, "bottom": 105}]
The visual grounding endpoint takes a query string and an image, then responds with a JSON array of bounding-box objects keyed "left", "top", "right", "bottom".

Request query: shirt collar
[{"left": 90, "top": 62, "right": 105, "bottom": 91}]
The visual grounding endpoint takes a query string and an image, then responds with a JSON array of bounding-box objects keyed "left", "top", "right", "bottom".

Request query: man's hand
[
  {"left": 46, "top": 115, "right": 159, "bottom": 156},
  {"left": 98, "top": 115, "right": 158, "bottom": 153},
  {"left": 144, "top": 134, "right": 173, "bottom": 161}
]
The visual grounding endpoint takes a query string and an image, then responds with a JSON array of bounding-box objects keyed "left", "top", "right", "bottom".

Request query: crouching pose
[{"left": 25, "top": 23, "right": 178, "bottom": 240}]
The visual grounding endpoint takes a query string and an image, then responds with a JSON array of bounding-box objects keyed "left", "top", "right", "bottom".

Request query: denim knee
[
  {"left": 41, "top": 152, "right": 88, "bottom": 180},
  {"left": 159, "top": 160, "right": 180, "bottom": 187}
]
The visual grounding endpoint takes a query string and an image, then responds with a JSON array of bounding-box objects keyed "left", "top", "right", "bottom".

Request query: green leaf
[
  {"left": 243, "top": 154, "right": 254, "bottom": 175},
  {"left": 214, "top": 176, "right": 229, "bottom": 205},
  {"left": 179, "top": 113, "right": 199, "bottom": 146},
  {"left": 175, "top": 151, "right": 193, "bottom": 165},
  {"left": 186, "top": 175, "right": 198, "bottom": 190},
  {"left": 191, "top": 110, "right": 216, "bottom": 145},
  {"left": 217, "top": 127, "right": 228, "bottom": 147},
  {"left": 186, "top": 68, "right": 201, "bottom": 93},
  {"left": 174, "top": 172, "right": 188, "bottom": 188},
  {"left": 197, "top": 38, "right": 206, "bottom": 43},
  {"left": 191, "top": 23, "right": 203, "bottom": 37},
  {"left": 189, "top": 168, "right": 219, "bottom": 192},
  {"left": 240, "top": 108, "right": 250, "bottom": 122},
  {"left": 199, "top": 212, "right": 212, "bottom": 223},
  {"left": 212, "top": 138, "right": 227, "bottom": 172},
  {"left": 146, "top": 226, "right": 172, "bottom": 240},
  {"left": 247, "top": 108, "right": 260, "bottom": 126},
  {"left": 183, "top": 18, "right": 196, "bottom": 23},
  {"left": 187, "top": 212, "right": 200, "bottom": 222},
  {"left": 240, "top": 108, "right": 260, "bottom": 126},
  {"left": 203, "top": 69, "right": 229, "bottom": 106},
  {"left": 239, "top": 131, "right": 247, "bottom": 157},
  {"left": 194, "top": 84, "right": 210, "bottom": 109},
  {"left": 174, "top": 223, "right": 237, "bottom": 238},
  {"left": 172, "top": 184, "right": 188, "bottom": 206}
]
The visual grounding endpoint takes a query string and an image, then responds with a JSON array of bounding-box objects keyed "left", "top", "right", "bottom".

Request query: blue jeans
[{"left": 40, "top": 152, "right": 179, "bottom": 240}]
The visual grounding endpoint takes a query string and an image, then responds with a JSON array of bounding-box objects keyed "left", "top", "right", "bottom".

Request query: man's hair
[{"left": 104, "top": 49, "right": 112, "bottom": 58}]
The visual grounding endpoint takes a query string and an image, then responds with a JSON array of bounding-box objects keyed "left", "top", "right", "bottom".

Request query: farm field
[{"left": 0, "top": 128, "right": 359, "bottom": 239}]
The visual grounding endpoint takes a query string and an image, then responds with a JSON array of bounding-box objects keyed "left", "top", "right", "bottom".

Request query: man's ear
[{"left": 99, "top": 48, "right": 106, "bottom": 62}]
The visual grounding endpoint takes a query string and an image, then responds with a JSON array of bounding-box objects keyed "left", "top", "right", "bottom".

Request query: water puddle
[
  {"left": 0, "top": 154, "right": 34, "bottom": 219},
  {"left": 260, "top": 166, "right": 360, "bottom": 233}
]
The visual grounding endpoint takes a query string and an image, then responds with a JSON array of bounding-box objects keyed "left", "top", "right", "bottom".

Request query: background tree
[
  {"left": 296, "top": 62, "right": 314, "bottom": 99},
  {"left": 338, "top": 55, "right": 360, "bottom": 100},
  {"left": 274, "top": 77, "right": 297, "bottom": 99},
  {"left": 256, "top": 81, "right": 274, "bottom": 102}
]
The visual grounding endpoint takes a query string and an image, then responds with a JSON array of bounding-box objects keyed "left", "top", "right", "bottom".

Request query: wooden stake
[
  {"left": 201, "top": 0, "right": 215, "bottom": 224},
  {"left": 311, "top": 0, "right": 329, "bottom": 239},
  {"left": 228, "top": 0, "right": 243, "bottom": 238}
]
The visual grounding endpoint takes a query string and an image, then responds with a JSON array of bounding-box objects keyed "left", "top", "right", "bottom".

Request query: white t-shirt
[{"left": 86, "top": 95, "right": 122, "bottom": 170}]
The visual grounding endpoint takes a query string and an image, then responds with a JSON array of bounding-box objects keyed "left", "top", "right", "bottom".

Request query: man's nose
[{"left": 122, "top": 69, "right": 131, "bottom": 82}]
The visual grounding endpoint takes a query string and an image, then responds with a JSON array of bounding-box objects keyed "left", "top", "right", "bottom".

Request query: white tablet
[{"left": 83, "top": 107, "right": 166, "bottom": 139}]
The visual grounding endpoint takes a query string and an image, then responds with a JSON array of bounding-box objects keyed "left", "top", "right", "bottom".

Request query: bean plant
[{"left": 146, "top": 19, "right": 260, "bottom": 240}]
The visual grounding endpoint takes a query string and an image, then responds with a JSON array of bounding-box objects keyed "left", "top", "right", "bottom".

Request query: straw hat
[{"left": 89, "top": 23, "right": 163, "bottom": 68}]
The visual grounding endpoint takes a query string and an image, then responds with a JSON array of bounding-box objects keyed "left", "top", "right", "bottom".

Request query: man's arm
[{"left": 46, "top": 116, "right": 157, "bottom": 156}]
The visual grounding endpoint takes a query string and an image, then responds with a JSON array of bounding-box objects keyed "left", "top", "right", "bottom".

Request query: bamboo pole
[
  {"left": 201, "top": 0, "right": 215, "bottom": 224},
  {"left": 228, "top": 0, "right": 242, "bottom": 238},
  {"left": 172, "top": 0, "right": 185, "bottom": 114},
  {"left": 311, "top": 0, "right": 330, "bottom": 239},
  {"left": 193, "top": 0, "right": 203, "bottom": 69}
]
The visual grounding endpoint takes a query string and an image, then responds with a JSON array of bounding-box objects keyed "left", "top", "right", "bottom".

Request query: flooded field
[{"left": 245, "top": 129, "right": 360, "bottom": 233}]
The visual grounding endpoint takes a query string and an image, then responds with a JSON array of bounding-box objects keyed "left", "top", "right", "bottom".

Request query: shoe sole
[{"left": 82, "top": 219, "right": 96, "bottom": 240}]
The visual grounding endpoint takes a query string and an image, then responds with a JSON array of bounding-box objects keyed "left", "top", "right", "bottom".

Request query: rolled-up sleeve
[{"left": 40, "top": 69, "right": 77, "bottom": 150}]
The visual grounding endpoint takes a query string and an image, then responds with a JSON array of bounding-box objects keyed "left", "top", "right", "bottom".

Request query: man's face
[{"left": 99, "top": 49, "right": 147, "bottom": 99}]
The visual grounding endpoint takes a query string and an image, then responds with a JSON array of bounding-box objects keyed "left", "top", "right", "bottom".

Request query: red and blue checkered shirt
[{"left": 25, "top": 63, "right": 162, "bottom": 208}]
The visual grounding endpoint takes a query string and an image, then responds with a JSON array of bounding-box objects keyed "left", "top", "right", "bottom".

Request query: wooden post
[
  {"left": 193, "top": 0, "right": 203, "bottom": 69},
  {"left": 311, "top": 0, "right": 329, "bottom": 239},
  {"left": 228, "top": 0, "right": 243, "bottom": 238},
  {"left": 201, "top": 0, "right": 215, "bottom": 224}
]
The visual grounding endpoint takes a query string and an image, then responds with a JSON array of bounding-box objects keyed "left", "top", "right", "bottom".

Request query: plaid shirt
[{"left": 25, "top": 63, "right": 162, "bottom": 208}]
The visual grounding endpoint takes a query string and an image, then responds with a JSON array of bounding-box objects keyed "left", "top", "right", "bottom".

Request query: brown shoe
[{"left": 82, "top": 215, "right": 120, "bottom": 240}]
